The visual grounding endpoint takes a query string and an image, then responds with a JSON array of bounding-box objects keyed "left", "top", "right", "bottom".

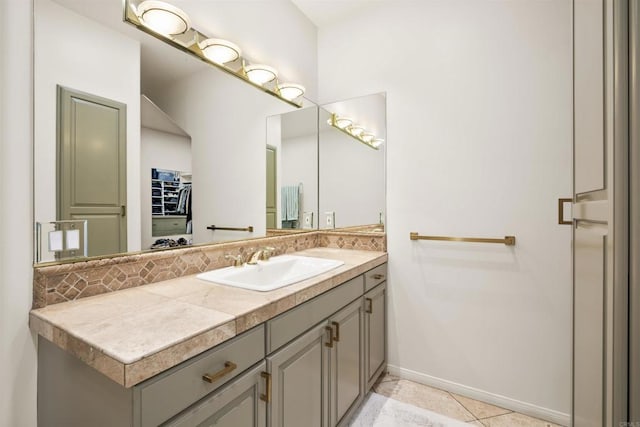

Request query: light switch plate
[
  {"left": 325, "top": 212, "right": 335, "bottom": 229},
  {"left": 303, "top": 212, "right": 314, "bottom": 229},
  {"left": 48, "top": 230, "right": 64, "bottom": 252},
  {"left": 66, "top": 229, "right": 81, "bottom": 250}
]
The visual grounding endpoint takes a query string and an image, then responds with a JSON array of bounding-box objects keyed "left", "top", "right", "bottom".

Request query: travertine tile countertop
[{"left": 30, "top": 248, "right": 387, "bottom": 388}]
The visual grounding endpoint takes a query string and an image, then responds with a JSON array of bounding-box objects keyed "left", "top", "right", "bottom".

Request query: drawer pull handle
[
  {"left": 372, "top": 273, "right": 385, "bottom": 280},
  {"left": 325, "top": 326, "right": 334, "bottom": 348},
  {"left": 331, "top": 321, "right": 340, "bottom": 342},
  {"left": 260, "top": 372, "right": 272, "bottom": 403},
  {"left": 365, "top": 298, "right": 373, "bottom": 314},
  {"left": 202, "top": 361, "right": 237, "bottom": 383}
]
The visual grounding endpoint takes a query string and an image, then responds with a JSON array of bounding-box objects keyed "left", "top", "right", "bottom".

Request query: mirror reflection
[
  {"left": 319, "top": 93, "right": 386, "bottom": 231},
  {"left": 33, "top": 0, "right": 311, "bottom": 264},
  {"left": 266, "top": 106, "right": 319, "bottom": 233}
]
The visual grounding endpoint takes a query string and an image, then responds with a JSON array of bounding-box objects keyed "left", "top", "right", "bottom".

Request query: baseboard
[{"left": 386, "top": 364, "right": 570, "bottom": 426}]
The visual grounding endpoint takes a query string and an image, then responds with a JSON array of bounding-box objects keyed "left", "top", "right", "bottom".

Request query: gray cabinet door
[
  {"left": 267, "top": 322, "right": 330, "bottom": 427},
  {"left": 329, "top": 299, "right": 363, "bottom": 427},
  {"left": 365, "top": 283, "right": 386, "bottom": 389},
  {"left": 166, "top": 362, "right": 267, "bottom": 427}
]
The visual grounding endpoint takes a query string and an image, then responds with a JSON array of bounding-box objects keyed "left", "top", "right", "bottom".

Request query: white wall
[
  {"left": 34, "top": 0, "right": 141, "bottom": 260},
  {"left": 318, "top": 0, "right": 573, "bottom": 421},
  {"left": 0, "top": 0, "right": 37, "bottom": 425},
  {"left": 140, "top": 128, "right": 192, "bottom": 249}
]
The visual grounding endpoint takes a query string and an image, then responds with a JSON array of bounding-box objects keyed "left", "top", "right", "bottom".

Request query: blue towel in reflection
[{"left": 281, "top": 186, "right": 299, "bottom": 221}]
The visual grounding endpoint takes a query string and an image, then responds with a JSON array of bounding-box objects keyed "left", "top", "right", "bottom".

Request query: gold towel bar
[
  {"left": 207, "top": 225, "right": 254, "bottom": 232},
  {"left": 409, "top": 232, "right": 516, "bottom": 246}
]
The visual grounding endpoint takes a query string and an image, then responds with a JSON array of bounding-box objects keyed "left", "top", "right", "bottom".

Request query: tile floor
[{"left": 372, "top": 374, "right": 566, "bottom": 427}]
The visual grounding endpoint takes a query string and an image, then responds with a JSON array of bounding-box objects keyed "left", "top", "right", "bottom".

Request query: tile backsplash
[{"left": 33, "top": 231, "right": 386, "bottom": 308}]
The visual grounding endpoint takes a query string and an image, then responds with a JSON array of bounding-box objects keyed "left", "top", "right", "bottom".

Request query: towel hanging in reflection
[{"left": 281, "top": 185, "right": 299, "bottom": 221}]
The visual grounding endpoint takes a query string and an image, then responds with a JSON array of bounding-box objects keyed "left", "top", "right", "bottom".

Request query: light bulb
[
  {"left": 245, "top": 64, "right": 278, "bottom": 85},
  {"left": 277, "top": 83, "right": 305, "bottom": 100},
  {"left": 137, "top": 1, "right": 191, "bottom": 36},
  {"left": 199, "top": 39, "right": 241, "bottom": 64}
]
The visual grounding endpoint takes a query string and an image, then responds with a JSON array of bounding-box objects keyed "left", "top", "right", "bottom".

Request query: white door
[{"left": 572, "top": 0, "right": 628, "bottom": 426}]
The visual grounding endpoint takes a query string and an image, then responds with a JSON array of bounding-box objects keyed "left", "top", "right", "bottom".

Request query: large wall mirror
[
  {"left": 33, "top": 0, "right": 316, "bottom": 264},
  {"left": 319, "top": 93, "right": 386, "bottom": 231}
]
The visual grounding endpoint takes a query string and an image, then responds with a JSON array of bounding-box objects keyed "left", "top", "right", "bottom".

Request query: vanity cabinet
[
  {"left": 165, "top": 362, "right": 267, "bottom": 427},
  {"left": 365, "top": 282, "right": 387, "bottom": 388},
  {"left": 267, "top": 322, "right": 330, "bottom": 427},
  {"left": 37, "top": 263, "right": 387, "bottom": 427}
]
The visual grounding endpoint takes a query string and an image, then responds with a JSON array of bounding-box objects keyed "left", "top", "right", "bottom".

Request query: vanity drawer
[
  {"left": 136, "top": 325, "right": 265, "bottom": 427},
  {"left": 266, "top": 275, "right": 364, "bottom": 354},
  {"left": 364, "top": 263, "right": 387, "bottom": 292}
]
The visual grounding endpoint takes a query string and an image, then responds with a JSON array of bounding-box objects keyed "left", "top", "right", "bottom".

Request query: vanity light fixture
[
  {"left": 245, "top": 64, "right": 278, "bottom": 85},
  {"left": 199, "top": 38, "right": 241, "bottom": 64},
  {"left": 124, "top": 0, "right": 305, "bottom": 108},
  {"left": 327, "top": 113, "right": 382, "bottom": 150},
  {"left": 349, "top": 125, "right": 365, "bottom": 137},
  {"left": 360, "top": 133, "right": 375, "bottom": 143},
  {"left": 277, "top": 83, "right": 306, "bottom": 101},
  {"left": 136, "top": 0, "right": 191, "bottom": 36},
  {"left": 371, "top": 138, "right": 385, "bottom": 148}
]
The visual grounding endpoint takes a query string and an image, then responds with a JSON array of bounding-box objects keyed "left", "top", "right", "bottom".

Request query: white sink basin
[{"left": 196, "top": 255, "right": 345, "bottom": 291}]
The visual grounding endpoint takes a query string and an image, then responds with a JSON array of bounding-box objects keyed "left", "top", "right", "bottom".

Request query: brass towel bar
[
  {"left": 207, "top": 225, "right": 254, "bottom": 232},
  {"left": 409, "top": 232, "right": 516, "bottom": 246}
]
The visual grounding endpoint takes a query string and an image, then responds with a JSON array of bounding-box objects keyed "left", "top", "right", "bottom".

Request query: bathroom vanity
[{"left": 31, "top": 248, "right": 387, "bottom": 426}]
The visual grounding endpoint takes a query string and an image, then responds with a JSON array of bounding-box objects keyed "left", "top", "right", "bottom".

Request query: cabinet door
[
  {"left": 329, "top": 299, "right": 363, "bottom": 427},
  {"left": 165, "top": 363, "right": 267, "bottom": 427},
  {"left": 365, "top": 283, "right": 386, "bottom": 389},
  {"left": 267, "top": 322, "right": 330, "bottom": 427}
]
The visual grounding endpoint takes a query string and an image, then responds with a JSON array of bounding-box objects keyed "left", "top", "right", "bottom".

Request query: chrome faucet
[
  {"left": 225, "top": 254, "right": 245, "bottom": 267},
  {"left": 246, "top": 247, "right": 275, "bottom": 265}
]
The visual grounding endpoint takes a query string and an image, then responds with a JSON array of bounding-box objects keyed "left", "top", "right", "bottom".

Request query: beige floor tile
[
  {"left": 451, "top": 393, "right": 511, "bottom": 419},
  {"left": 375, "top": 379, "right": 476, "bottom": 422},
  {"left": 479, "top": 412, "right": 564, "bottom": 427},
  {"left": 467, "top": 422, "right": 485, "bottom": 426},
  {"left": 372, "top": 378, "right": 401, "bottom": 396},
  {"left": 373, "top": 372, "right": 399, "bottom": 385}
]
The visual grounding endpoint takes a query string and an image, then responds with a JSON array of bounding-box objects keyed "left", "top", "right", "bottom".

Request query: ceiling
[{"left": 290, "top": 0, "right": 377, "bottom": 28}]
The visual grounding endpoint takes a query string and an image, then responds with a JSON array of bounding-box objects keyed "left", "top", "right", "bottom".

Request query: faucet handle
[
  {"left": 262, "top": 246, "right": 276, "bottom": 261},
  {"left": 224, "top": 253, "right": 244, "bottom": 267}
]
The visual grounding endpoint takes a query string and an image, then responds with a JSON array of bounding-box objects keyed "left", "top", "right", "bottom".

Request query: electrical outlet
[
  {"left": 325, "top": 212, "right": 335, "bottom": 229},
  {"left": 303, "top": 212, "right": 314, "bottom": 229}
]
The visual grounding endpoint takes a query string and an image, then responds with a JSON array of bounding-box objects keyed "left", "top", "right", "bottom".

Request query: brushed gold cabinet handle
[
  {"left": 202, "top": 361, "right": 237, "bottom": 383},
  {"left": 325, "top": 326, "right": 334, "bottom": 348},
  {"left": 365, "top": 298, "right": 373, "bottom": 314},
  {"left": 260, "top": 372, "right": 271, "bottom": 403},
  {"left": 372, "top": 273, "right": 385, "bottom": 280},
  {"left": 558, "top": 198, "right": 572, "bottom": 225},
  {"left": 331, "top": 321, "right": 340, "bottom": 342}
]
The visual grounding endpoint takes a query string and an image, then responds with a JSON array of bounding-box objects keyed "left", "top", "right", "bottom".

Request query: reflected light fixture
[
  {"left": 349, "top": 125, "right": 364, "bottom": 137},
  {"left": 136, "top": 0, "right": 191, "bottom": 36},
  {"left": 372, "top": 138, "right": 384, "bottom": 148},
  {"left": 361, "top": 133, "right": 375, "bottom": 143},
  {"left": 277, "top": 83, "right": 306, "bottom": 101},
  {"left": 327, "top": 113, "right": 383, "bottom": 150},
  {"left": 245, "top": 64, "right": 278, "bottom": 85},
  {"left": 334, "top": 116, "right": 353, "bottom": 129},
  {"left": 199, "top": 38, "right": 241, "bottom": 64}
]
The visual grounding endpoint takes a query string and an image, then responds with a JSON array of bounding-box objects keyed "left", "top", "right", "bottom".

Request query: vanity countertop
[{"left": 30, "top": 247, "right": 387, "bottom": 388}]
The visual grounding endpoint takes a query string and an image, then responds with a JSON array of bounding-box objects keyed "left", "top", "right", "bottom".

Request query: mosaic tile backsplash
[{"left": 34, "top": 231, "right": 386, "bottom": 308}]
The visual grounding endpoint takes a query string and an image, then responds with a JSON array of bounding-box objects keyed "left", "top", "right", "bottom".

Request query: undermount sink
[{"left": 196, "top": 255, "right": 345, "bottom": 291}]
